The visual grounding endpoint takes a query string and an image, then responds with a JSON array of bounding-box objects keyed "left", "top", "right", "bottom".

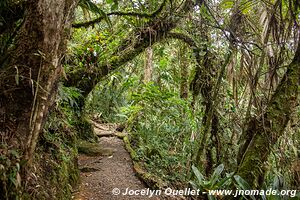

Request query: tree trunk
[
  {"left": 0, "top": 0, "right": 77, "bottom": 198},
  {"left": 143, "top": 47, "right": 153, "bottom": 83},
  {"left": 179, "top": 44, "right": 189, "bottom": 99},
  {"left": 237, "top": 39, "right": 300, "bottom": 188}
]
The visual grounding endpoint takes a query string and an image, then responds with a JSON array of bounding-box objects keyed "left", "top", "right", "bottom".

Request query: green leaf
[
  {"left": 208, "top": 195, "right": 217, "bottom": 200},
  {"left": 9, "top": 150, "right": 19, "bottom": 158},
  {"left": 220, "top": 0, "right": 234, "bottom": 9},
  {"left": 78, "top": 0, "right": 112, "bottom": 27},
  {"left": 111, "top": 3, "right": 118, "bottom": 10},
  {"left": 234, "top": 175, "right": 251, "bottom": 190},
  {"left": 210, "top": 164, "right": 224, "bottom": 186},
  {"left": 192, "top": 165, "right": 205, "bottom": 184},
  {"left": 234, "top": 175, "right": 256, "bottom": 200},
  {"left": 214, "top": 175, "right": 232, "bottom": 189}
]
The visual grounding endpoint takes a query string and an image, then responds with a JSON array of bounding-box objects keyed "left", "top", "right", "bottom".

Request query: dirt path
[{"left": 72, "top": 123, "right": 161, "bottom": 200}]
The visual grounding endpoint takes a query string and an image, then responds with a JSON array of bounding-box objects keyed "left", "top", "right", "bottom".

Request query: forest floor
[{"left": 72, "top": 122, "right": 161, "bottom": 200}]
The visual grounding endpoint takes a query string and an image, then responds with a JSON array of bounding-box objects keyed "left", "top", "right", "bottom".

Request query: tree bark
[
  {"left": 0, "top": 0, "right": 78, "bottom": 198},
  {"left": 143, "top": 47, "right": 153, "bottom": 83}
]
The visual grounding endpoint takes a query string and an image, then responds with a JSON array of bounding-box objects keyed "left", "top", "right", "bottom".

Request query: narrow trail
[{"left": 72, "top": 122, "right": 161, "bottom": 200}]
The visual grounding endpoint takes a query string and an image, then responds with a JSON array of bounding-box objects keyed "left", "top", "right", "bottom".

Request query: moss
[
  {"left": 75, "top": 116, "right": 96, "bottom": 141},
  {"left": 237, "top": 62, "right": 299, "bottom": 188},
  {"left": 20, "top": 106, "right": 81, "bottom": 200},
  {"left": 51, "top": 148, "right": 79, "bottom": 199},
  {"left": 115, "top": 131, "right": 127, "bottom": 139},
  {"left": 123, "top": 135, "right": 138, "bottom": 161},
  {"left": 77, "top": 140, "right": 114, "bottom": 156},
  {"left": 237, "top": 131, "right": 268, "bottom": 187},
  {"left": 24, "top": 142, "right": 79, "bottom": 200}
]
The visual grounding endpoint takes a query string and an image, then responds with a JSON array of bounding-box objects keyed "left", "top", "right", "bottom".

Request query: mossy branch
[
  {"left": 65, "top": 0, "right": 195, "bottom": 97},
  {"left": 167, "top": 32, "right": 201, "bottom": 65},
  {"left": 72, "top": 0, "right": 167, "bottom": 28}
]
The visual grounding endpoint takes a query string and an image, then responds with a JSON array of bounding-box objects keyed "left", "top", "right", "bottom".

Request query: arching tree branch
[
  {"left": 65, "top": 0, "right": 196, "bottom": 97},
  {"left": 167, "top": 32, "right": 201, "bottom": 65},
  {"left": 72, "top": 0, "right": 167, "bottom": 28}
]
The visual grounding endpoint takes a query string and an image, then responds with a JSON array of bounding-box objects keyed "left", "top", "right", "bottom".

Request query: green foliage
[
  {"left": 189, "top": 165, "right": 300, "bottom": 200},
  {"left": 0, "top": 83, "right": 81, "bottom": 199},
  {"left": 28, "top": 85, "right": 81, "bottom": 199},
  {"left": 56, "top": 85, "right": 83, "bottom": 131},
  {"left": 66, "top": 0, "right": 300, "bottom": 194},
  {"left": 86, "top": 70, "right": 139, "bottom": 122},
  {"left": 78, "top": 0, "right": 111, "bottom": 26},
  {"left": 0, "top": 147, "right": 23, "bottom": 200},
  {"left": 233, "top": 175, "right": 256, "bottom": 200},
  {"left": 57, "top": 85, "right": 83, "bottom": 114},
  {"left": 57, "top": 84, "right": 95, "bottom": 140},
  {"left": 190, "top": 164, "right": 233, "bottom": 200},
  {"left": 121, "top": 83, "right": 197, "bottom": 185}
]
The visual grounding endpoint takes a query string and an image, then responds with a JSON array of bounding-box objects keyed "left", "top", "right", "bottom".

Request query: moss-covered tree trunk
[
  {"left": 179, "top": 44, "right": 189, "bottom": 99},
  {"left": 0, "top": 0, "right": 78, "bottom": 198},
  {"left": 237, "top": 40, "right": 300, "bottom": 188}
]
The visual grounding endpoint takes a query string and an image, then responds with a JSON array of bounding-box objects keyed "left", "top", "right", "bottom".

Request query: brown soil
[{"left": 72, "top": 123, "right": 161, "bottom": 200}]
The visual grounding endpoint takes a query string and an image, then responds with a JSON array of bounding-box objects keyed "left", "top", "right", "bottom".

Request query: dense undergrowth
[
  {"left": 122, "top": 83, "right": 196, "bottom": 187},
  {"left": 0, "top": 87, "right": 80, "bottom": 199},
  {"left": 3, "top": 1, "right": 300, "bottom": 198},
  {"left": 86, "top": 63, "right": 300, "bottom": 199},
  {"left": 74, "top": 19, "right": 300, "bottom": 197},
  {"left": 23, "top": 85, "right": 83, "bottom": 199}
]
